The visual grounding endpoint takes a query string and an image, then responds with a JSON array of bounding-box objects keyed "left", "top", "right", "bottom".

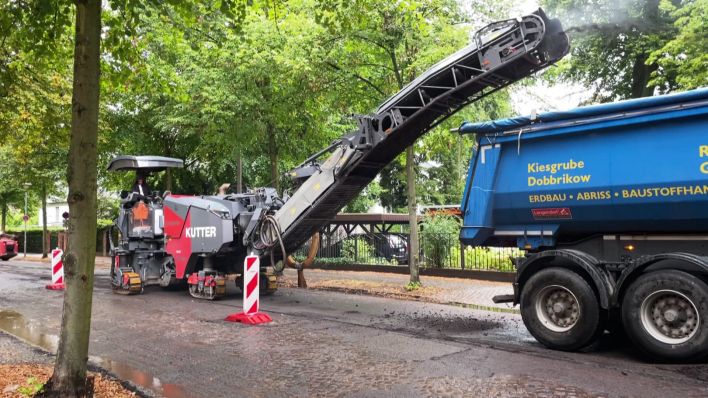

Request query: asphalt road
[{"left": 1, "top": 260, "right": 707, "bottom": 397}]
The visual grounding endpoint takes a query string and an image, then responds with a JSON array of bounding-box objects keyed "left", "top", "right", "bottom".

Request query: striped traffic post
[
  {"left": 46, "top": 248, "right": 65, "bottom": 290},
  {"left": 225, "top": 255, "right": 272, "bottom": 324}
]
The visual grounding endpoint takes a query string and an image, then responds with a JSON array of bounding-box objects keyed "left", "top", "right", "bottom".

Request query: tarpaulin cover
[{"left": 459, "top": 87, "right": 708, "bottom": 135}]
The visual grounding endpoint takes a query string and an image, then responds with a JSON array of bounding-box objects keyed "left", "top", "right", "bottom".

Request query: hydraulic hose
[
  {"left": 258, "top": 215, "right": 288, "bottom": 273},
  {"left": 286, "top": 232, "right": 320, "bottom": 269},
  {"left": 258, "top": 215, "right": 321, "bottom": 282}
]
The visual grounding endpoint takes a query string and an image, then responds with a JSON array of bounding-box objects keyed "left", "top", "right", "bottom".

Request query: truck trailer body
[{"left": 460, "top": 88, "right": 708, "bottom": 361}]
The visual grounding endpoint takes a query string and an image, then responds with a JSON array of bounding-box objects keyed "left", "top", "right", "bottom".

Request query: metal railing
[{"left": 295, "top": 233, "right": 521, "bottom": 272}]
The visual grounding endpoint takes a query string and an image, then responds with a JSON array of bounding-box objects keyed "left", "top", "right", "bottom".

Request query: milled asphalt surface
[
  {"left": 1, "top": 259, "right": 708, "bottom": 397},
  {"left": 281, "top": 267, "right": 516, "bottom": 310}
]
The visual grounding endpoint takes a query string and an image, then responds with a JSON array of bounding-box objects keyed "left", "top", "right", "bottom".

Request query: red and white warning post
[{"left": 224, "top": 255, "right": 272, "bottom": 324}]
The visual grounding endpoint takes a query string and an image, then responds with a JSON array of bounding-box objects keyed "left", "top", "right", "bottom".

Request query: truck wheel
[
  {"left": 521, "top": 267, "right": 604, "bottom": 351},
  {"left": 621, "top": 270, "right": 708, "bottom": 361}
]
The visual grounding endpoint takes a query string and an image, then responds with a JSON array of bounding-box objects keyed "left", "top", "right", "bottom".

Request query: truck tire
[
  {"left": 520, "top": 267, "right": 604, "bottom": 351},
  {"left": 621, "top": 270, "right": 708, "bottom": 362}
]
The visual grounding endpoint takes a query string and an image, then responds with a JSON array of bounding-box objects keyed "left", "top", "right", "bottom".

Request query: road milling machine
[{"left": 108, "top": 9, "right": 570, "bottom": 300}]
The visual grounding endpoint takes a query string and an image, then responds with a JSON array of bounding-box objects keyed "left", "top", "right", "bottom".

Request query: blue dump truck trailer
[{"left": 459, "top": 88, "right": 708, "bottom": 361}]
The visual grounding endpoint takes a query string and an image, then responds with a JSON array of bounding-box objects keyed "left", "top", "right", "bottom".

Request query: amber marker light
[{"left": 624, "top": 244, "right": 635, "bottom": 252}]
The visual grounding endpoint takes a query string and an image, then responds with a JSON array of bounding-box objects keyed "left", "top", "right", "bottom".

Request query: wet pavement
[
  {"left": 1, "top": 260, "right": 707, "bottom": 397},
  {"left": 280, "top": 268, "right": 516, "bottom": 311}
]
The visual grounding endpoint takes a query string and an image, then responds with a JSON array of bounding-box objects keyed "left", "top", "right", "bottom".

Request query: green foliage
[
  {"left": 98, "top": 1, "right": 347, "bottom": 195},
  {"left": 313, "top": 0, "right": 516, "bottom": 210},
  {"left": 1, "top": 0, "right": 521, "bottom": 217},
  {"left": 420, "top": 214, "right": 460, "bottom": 268},
  {"left": 405, "top": 281, "right": 422, "bottom": 291},
  {"left": 344, "top": 181, "right": 383, "bottom": 213},
  {"left": 543, "top": 0, "right": 705, "bottom": 100},
  {"left": 342, "top": 237, "right": 374, "bottom": 262},
  {"left": 337, "top": 236, "right": 395, "bottom": 264},
  {"left": 448, "top": 246, "right": 519, "bottom": 272},
  {"left": 17, "top": 377, "right": 44, "bottom": 396},
  {"left": 647, "top": 0, "right": 707, "bottom": 90}
]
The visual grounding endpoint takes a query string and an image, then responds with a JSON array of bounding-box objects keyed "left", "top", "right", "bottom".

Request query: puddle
[
  {"left": 90, "top": 356, "right": 191, "bottom": 398},
  {"left": 0, "top": 310, "right": 190, "bottom": 398},
  {"left": 0, "top": 310, "right": 58, "bottom": 352}
]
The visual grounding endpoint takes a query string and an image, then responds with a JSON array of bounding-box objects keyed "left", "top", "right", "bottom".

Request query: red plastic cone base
[
  {"left": 224, "top": 312, "right": 272, "bottom": 325},
  {"left": 45, "top": 283, "right": 65, "bottom": 290}
]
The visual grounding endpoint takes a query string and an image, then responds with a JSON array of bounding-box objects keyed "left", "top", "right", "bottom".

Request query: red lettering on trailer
[{"left": 532, "top": 208, "right": 573, "bottom": 220}]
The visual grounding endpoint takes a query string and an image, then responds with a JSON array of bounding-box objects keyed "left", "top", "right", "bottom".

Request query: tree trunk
[
  {"left": 1, "top": 204, "right": 6, "bottom": 232},
  {"left": 630, "top": 52, "right": 657, "bottom": 99},
  {"left": 630, "top": 0, "right": 660, "bottom": 99},
  {"left": 388, "top": 47, "right": 421, "bottom": 284},
  {"left": 267, "top": 124, "right": 279, "bottom": 193},
  {"left": 163, "top": 138, "right": 173, "bottom": 192},
  {"left": 44, "top": 0, "right": 101, "bottom": 396},
  {"left": 42, "top": 184, "right": 48, "bottom": 258},
  {"left": 165, "top": 168, "right": 173, "bottom": 192},
  {"left": 236, "top": 151, "right": 243, "bottom": 194},
  {"left": 406, "top": 146, "right": 420, "bottom": 284}
]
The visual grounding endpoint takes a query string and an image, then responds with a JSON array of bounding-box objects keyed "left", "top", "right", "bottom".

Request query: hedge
[{"left": 6, "top": 220, "right": 114, "bottom": 254}]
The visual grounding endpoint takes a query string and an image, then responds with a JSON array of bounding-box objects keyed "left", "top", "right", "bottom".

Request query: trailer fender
[
  {"left": 516, "top": 249, "right": 613, "bottom": 309},
  {"left": 614, "top": 252, "right": 708, "bottom": 305}
]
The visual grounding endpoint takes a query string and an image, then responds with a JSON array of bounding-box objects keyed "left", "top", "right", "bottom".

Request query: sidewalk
[{"left": 280, "top": 268, "right": 518, "bottom": 313}]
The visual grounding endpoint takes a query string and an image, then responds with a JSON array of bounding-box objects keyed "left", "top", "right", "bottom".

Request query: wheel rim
[
  {"left": 640, "top": 289, "right": 699, "bottom": 345},
  {"left": 535, "top": 285, "right": 581, "bottom": 332}
]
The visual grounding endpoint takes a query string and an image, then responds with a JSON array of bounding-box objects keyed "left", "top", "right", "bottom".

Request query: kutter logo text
[
  {"left": 185, "top": 226, "right": 217, "bottom": 238},
  {"left": 527, "top": 159, "right": 591, "bottom": 187}
]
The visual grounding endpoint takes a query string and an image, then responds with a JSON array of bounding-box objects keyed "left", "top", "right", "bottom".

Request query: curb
[
  {"left": 279, "top": 281, "right": 520, "bottom": 314},
  {"left": 307, "top": 263, "right": 515, "bottom": 283}
]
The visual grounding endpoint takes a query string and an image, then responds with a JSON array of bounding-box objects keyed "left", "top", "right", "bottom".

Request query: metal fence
[{"left": 295, "top": 233, "right": 521, "bottom": 272}]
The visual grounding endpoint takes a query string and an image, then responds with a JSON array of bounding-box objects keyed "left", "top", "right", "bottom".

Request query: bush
[
  {"left": 341, "top": 238, "right": 391, "bottom": 264},
  {"left": 6, "top": 219, "right": 115, "bottom": 254},
  {"left": 447, "top": 246, "right": 520, "bottom": 272},
  {"left": 342, "top": 237, "right": 373, "bottom": 262},
  {"left": 420, "top": 214, "right": 460, "bottom": 268}
]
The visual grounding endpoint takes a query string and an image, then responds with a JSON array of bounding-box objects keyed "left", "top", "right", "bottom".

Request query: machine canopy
[{"left": 107, "top": 156, "right": 184, "bottom": 172}]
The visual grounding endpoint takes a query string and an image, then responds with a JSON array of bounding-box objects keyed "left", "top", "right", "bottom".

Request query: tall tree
[
  {"left": 314, "top": 0, "right": 510, "bottom": 282},
  {"left": 647, "top": 0, "right": 707, "bottom": 91},
  {"left": 543, "top": 0, "right": 703, "bottom": 101},
  {"left": 0, "top": 150, "right": 24, "bottom": 232},
  {"left": 43, "top": 0, "right": 101, "bottom": 394},
  {"left": 40, "top": 1, "right": 246, "bottom": 394}
]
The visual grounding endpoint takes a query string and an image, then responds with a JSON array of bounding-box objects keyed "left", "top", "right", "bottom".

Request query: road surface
[{"left": 0, "top": 260, "right": 706, "bottom": 397}]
